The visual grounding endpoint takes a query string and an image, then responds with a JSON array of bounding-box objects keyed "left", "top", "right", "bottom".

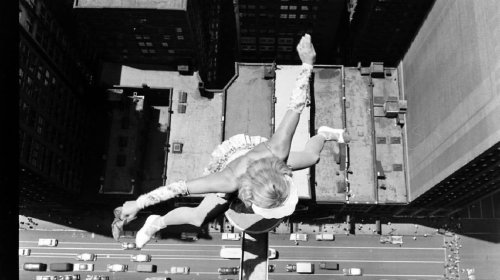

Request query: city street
[{"left": 20, "top": 230, "right": 446, "bottom": 280}]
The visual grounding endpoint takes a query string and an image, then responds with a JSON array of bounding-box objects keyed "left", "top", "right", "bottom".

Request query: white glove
[
  {"left": 287, "top": 63, "right": 313, "bottom": 113},
  {"left": 136, "top": 180, "right": 189, "bottom": 209}
]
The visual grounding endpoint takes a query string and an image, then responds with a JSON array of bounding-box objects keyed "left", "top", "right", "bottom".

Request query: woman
[{"left": 116, "top": 34, "right": 350, "bottom": 248}]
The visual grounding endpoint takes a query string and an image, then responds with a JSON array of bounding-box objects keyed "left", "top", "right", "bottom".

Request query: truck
[
  {"left": 379, "top": 235, "right": 403, "bottom": 245},
  {"left": 296, "top": 262, "right": 314, "bottom": 274},
  {"left": 136, "top": 264, "right": 157, "bottom": 273},
  {"left": 319, "top": 262, "right": 339, "bottom": 270}
]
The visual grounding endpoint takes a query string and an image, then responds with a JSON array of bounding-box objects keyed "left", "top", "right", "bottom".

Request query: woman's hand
[
  {"left": 297, "top": 34, "right": 316, "bottom": 65},
  {"left": 120, "top": 200, "right": 141, "bottom": 222}
]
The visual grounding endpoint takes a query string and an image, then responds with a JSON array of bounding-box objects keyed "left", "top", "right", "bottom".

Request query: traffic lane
[
  {"left": 267, "top": 273, "right": 443, "bottom": 280},
  {"left": 271, "top": 246, "right": 445, "bottom": 261}
]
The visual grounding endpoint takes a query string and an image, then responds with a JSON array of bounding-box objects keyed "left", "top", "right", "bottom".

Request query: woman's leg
[{"left": 136, "top": 194, "right": 228, "bottom": 247}]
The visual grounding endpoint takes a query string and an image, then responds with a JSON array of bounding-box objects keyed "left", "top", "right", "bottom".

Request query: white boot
[
  {"left": 136, "top": 215, "right": 161, "bottom": 248},
  {"left": 318, "top": 126, "right": 351, "bottom": 143}
]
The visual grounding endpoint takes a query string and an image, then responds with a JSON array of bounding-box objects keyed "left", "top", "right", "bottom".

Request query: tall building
[
  {"left": 73, "top": 0, "right": 233, "bottom": 88},
  {"left": 233, "top": 0, "right": 348, "bottom": 64},
  {"left": 19, "top": 0, "right": 98, "bottom": 203}
]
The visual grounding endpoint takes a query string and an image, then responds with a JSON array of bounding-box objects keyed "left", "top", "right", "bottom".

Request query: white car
[
  {"left": 130, "top": 254, "right": 151, "bottom": 262},
  {"left": 121, "top": 242, "right": 137, "bottom": 250},
  {"left": 38, "top": 238, "right": 58, "bottom": 247},
  {"left": 76, "top": 253, "right": 97, "bottom": 261},
  {"left": 315, "top": 233, "right": 335, "bottom": 241},
  {"left": 290, "top": 233, "right": 308, "bottom": 241},
  {"left": 73, "top": 263, "right": 94, "bottom": 271},
  {"left": 220, "top": 247, "right": 277, "bottom": 259},
  {"left": 343, "top": 267, "right": 362, "bottom": 276},
  {"left": 222, "top": 232, "right": 241, "bottom": 241},
  {"left": 268, "top": 248, "right": 277, "bottom": 259},
  {"left": 19, "top": 248, "right": 31, "bottom": 256},
  {"left": 180, "top": 232, "right": 198, "bottom": 240},
  {"left": 35, "top": 276, "right": 57, "bottom": 280},
  {"left": 107, "top": 264, "right": 128, "bottom": 272},
  {"left": 85, "top": 275, "right": 108, "bottom": 280},
  {"left": 145, "top": 278, "right": 168, "bottom": 280},
  {"left": 60, "top": 275, "right": 81, "bottom": 280},
  {"left": 170, "top": 266, "right": 190, "bottom": 274}
]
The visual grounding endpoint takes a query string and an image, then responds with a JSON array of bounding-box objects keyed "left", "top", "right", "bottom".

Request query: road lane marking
[{"left": 27, "top": 247, "right": 220, "bottom": 252}]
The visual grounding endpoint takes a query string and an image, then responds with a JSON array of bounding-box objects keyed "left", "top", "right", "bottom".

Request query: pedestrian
[{"left": 114, "top": 34, "right": 351, "bottom": 248}]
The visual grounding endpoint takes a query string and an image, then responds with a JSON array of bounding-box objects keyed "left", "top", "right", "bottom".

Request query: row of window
[
  {"left": 241, "top": 45, "right": 294, "bottom": 52},
  {"left": 241, "top": 37, "right": 295, "bottom": 45},
  {"left": 239, "top": 12, "right": 317, "bottom": 19}
]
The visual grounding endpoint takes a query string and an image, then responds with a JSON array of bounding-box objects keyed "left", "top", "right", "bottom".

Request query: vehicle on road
[
  {"left": 296, "top": 262, "right": 314, "bottom": 274},
  {"left": 50, "top": 263, "right": 73, "bottom": 272},
  {"left": 85, "top": 275, "right": 108, "bottom": 280},
  {"left": 221, "top": 232, "right": 241, "bottom": 241},
  {"left": 60, "top": 275, "right": 80, "bottom": 280},
  {"left": 136, "top": 264, "right": 157, "bottom": 272},
  {"left": 121, "top": 242, "right": 137, "bottom": 249},
  {"left": 286, "top": 264, "right": 296, "bottom": 272},
  {"left": 290, "top": 233, "right": 308, "bottom": 241},
  {"left": 343, "top": 267, "right": 362, "bottom": 276},
  {"left": 170, "top": 266, "right": 190, "bottom": 274},
  {"left": 35, "top": 276, "right": 57, "bottom": 280},
  {"left": 73, "top": 263, "right": 94, "bottom": 271},
  {"left": 379, "top": 235, "right": 403, "bottom": 245},
  {"left": 131, "top": 254, "right": 151, "bottom": 262},
  {"left": 38, "top": 238, "right": 58, "bottom": 247},
  {"left": 107, "top": 264, "right": 128, "bottom": 272},
  {"left": 145, "top": 277, "right": 172, "bottom": 280},
  {"left": 220, "top": 247, "right": 278, "bottom": 259},
  {"left": 75, "top": 253, "right": 96, "bottom": 261},
  {"left": 19, "top": 248, "right": 31, "bottom": 256},
  {"left": 315, "top": 233, "right": 335, "bottom": 241},
  {"left": 24, "top": 263, "right": 47, "bottom": 271},
  {"left": 218, "top": 266, "right": 239, "bottom": 275},
  {"left": 319, "top": 262, "right": 339, "bottom": 270},
  {"left": 180, "top": 232, "right": 198, "bottom": 241},
  {"left": 268, "top": 264, "right": 276, "bottom": 272}
]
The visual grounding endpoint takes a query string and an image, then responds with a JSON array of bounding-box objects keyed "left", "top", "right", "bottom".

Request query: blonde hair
[{"left": 237, "top": 157, "right": 293, "bottom": 209}]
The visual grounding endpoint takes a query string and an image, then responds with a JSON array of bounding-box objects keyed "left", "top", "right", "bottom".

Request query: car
[
  {"left": 218, "top": 267, "right": 239, "bottom": 275},
  {"left": 84, "top": 276, "right": 108, "bottom": 280},
  {"left": 35, "top": 276, "right": 57, "bottom": 280},
  {"left": 319, "top": 262, "right": 339, "bottom": 270},
  {"left": 268, "top": 264, "right": 276, "bottom": 272},
  {"left": 170, "top": 266, "right": 190, "bottom": 274},
  {"left": 19, "top": 248, "right": 31, "bottom": 256},
  {"left": 76, "top": 253, "right": 97, "bottom": 261},
  {"left": 268, "top": 248, "right": 278, "bottom": 259},
  {"left": 38, "top": 238, "right": 58, "bottom": 247},
  {"left": 145, "top": 277, "right": 172, "bottom": 280},
  {"left": 121, "top": 242, "right": 137, "bottom": 250},
  {"left": 220, "top": 247, "right": 278, "bottom": 259},
  {"left": 107, "top": 264, "right": 128, "bottom": 272},
  {"left": 343, "top": 267, "right": 362, "bottom": 276},
  {"left": 222, "top": 232, "right": 241, "bottom": 241},
  {"left": 60, "top": 275, "right": 81, "bottom": 280},
  {"left": 24, "top": 263, "right": 47, "bottom": 271},
  {"left": 315, "top": 233, "right": 335, "bottom": 241},
  {"left": 50, "top": 263, "right": 73, "bottom": 272},
  {"left": 131, "top": 254, "right": 151, "bottom": 262},
  {"left": 136, "top": 264, "right": 157, "bottom": 273},
  {"left": 286, "top": 264, "right": 296, "bottom": 272},
  {"left": 180, "top": 232, "right": 199, "bottom": 241},
  {"left": 73, "top": 263, "right": 94, "bottom": 271},
  {"left": 290, "top": 233, "right": 308, "bottom": 241},
  {"left": 380, "top": 235, "right": 403, "bottom": 245}
]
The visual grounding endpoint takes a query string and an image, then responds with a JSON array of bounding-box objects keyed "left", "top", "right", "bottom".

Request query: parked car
[
  {"left": 84, "top": 275, "right": 108, "bottom": 280},
  {"left": 19, "top": 248, "right": 31, "bottom": 256},
  {"left": 73, "top": 263, "right": 94, "bottom": 271},
  {"left": 180, "top": 232, "right": 198, "bottom": 241},
  {"left": 121, "top": 242, "right": 137, "bottom": 250},
  {"left": 107, "top": 264, "right": 128, "bottom": 272},
  {"left": 379, "top": 235, "right": 403, "bottom": 245},
  {"left": 38, "top": 238, "right": 58, "bottom": 247},
  {"left": 218, "top": 267, "right": 239, "bottom": 275},
  {"left": 35, "top": 276, "right": 56, "bottom": 280},
  {"left": 131, "top": 254, "right": 151, "bottom": 262},
  {"left": 286, "top": 264, "right": 296, "bottom": 272},
  {"left": 343, "top": 267, "right": 362, "bottom": 276},
  {"left": 75, "top": 253, "right": 97, "bottom": 261},
  {"left": 136, "top": 264, "right": 156, "bottom": 273},
  {"left": 315, "top": 233, "right": 335, "bottom": 241},
  {"left": 268, "top": 264, "right": 276, "bottom": 272},
  {"left": 319, "top": 262, "right": 339, "bottom": 270},
  {"left": 50, "top": 263, "right": 73, "bottom": 272},
  {"left": 170, "top": 266, "right": 190, "bottom": 274},
  {"left": 222, "top": 232, "right": 241, "bottom": 241},
  {"left": 24, "top": 263, "right": 47, "bottom": 271},
  {"left": 290, "top": 233, "right": 308, "bottom": 241},
  {"left": 60, "top": 275, "right": 80, "bottom": 280}
]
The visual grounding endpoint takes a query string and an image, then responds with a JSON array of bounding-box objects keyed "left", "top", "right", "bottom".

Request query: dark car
[
  {"left": 136, "top": 264, "right": 157, "bottom": 273},
  {"left": 23, "top": 263, "right": 47, "bottom": 271},
  {"left": 218, "top": 267, "right": 239, "bottom": 275},
  {"left": 319, "top": 262, "right": 339, "bottom": 270},
  {"left": 49, "top": 262, "right": 74, "bottom": 272}
]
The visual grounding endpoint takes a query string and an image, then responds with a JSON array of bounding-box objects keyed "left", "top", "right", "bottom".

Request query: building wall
[{"left": 402, "top": 0, "right": 500, "bottom": 199}]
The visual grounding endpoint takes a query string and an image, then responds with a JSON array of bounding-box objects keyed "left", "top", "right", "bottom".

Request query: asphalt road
[{"left": 20, "top": 230, "right": 446, "bottom": 280}]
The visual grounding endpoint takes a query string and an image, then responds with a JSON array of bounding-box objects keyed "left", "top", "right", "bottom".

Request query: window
[
  {"left": 278, "top": 38, "right": 294, "bottom": 45},
  {"left": 300, "top": 14, "right": 308, "bottom": 19},
  {"left": 161, "top": 42, "right": 168, "bottom": 47},
  {"left": 177, "top": 35, "right": 184, "bottom": 40},
  {"left": 163, "top": 35, "right": 171, "bottom": 40},
  {"left": 289, "top": 5, "right": 297, "bottom": 10},
  {"left": 176, "top": 27, "right": 183, "bottom": 33},
  {"left": 116, "top": 154, "right": 127, "bottom": 167},
  {"left": 301, "top": 5, "right": 309, "bottom": 10},
  {"left": 118, "top": 136, "right": 128, "bottom": 148},
  {"left": 241, "top": 37, "right": 256, "bottom": 44},
  {"left": 288, "top": 14, "right": 296, "bottom": 19},
  {"left": 280, "top": 14, "right": 288, "bottom": 19},
  {"left": 280, "top": 5, "right": 288, "bottom": 10}
]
